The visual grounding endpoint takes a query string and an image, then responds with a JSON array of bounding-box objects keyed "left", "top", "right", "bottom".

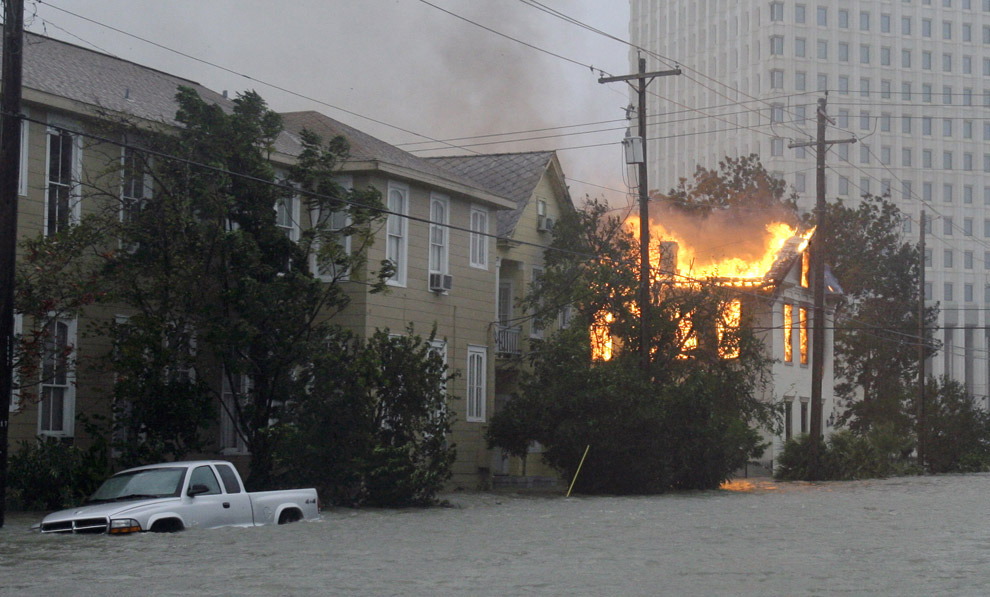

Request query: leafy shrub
[
  {"left": 275, "top": 328, "right": 455, "bottom": 507},
  {"left": 775, "top": 426, "right": 915, "bottom": 481},
  {"left": 921, "top": 377, "right": 990, "bottom": 474},
  {"left": 7, "top": 437, "right": 108, "bottom": 511},
  {"left": 488, "top": 337, "right": 768, "bottom": 494},
  {"left": 774, "top": 434, "right": 827, "bottom": 481}
]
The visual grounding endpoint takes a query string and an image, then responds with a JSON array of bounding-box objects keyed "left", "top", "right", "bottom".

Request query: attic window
[{"left": 801, "top": 251, "right": 810, "bottom": 287}]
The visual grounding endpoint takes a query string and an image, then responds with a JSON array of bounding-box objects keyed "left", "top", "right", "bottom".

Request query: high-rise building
[{"left": 631, "top": 0, "right": 990, "bottom": 402}]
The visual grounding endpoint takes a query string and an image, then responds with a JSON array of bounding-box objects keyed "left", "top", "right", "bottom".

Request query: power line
[{"left": 33, "top": 1, "right": 481, "bottom": 155}]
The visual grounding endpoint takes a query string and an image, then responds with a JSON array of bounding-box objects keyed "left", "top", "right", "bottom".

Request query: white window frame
[
  {"left": 311, "top": 175, "right": 353, "bottom": 282},
  {"left": 38, "top": 316, "right": 76, "bottom": 437},
  {"left": 429, "top": 339, "right": 448, "bottom": 394},
  {"left": 469, "top": 205, "right": 489, "bottom": 269},
  {"left": 120, "top": 145, "right": 152, "bottom": 221},
  {"left": 385, "top": 181, "right": 409, "bottom": 286},
  {"left": 220, "top": 368, "right": 251, "bottom": 455},
  {"left": 530, "top": 266, "right": 545, "bottom": 339},
  {"left": 428, "top": 192, "right": 449, "bottom": 276},
  {"left": 44, "top": 117, "right": 82, "bottom": 237},
  {"left": 274, "top": 187, "right": 300, "bottom": 242},
  {"left": 17, "top": 117, "right": 27, "bottom": 197},
  {"left": 466, "top": 345, "right": 487, "bottom": 422}
]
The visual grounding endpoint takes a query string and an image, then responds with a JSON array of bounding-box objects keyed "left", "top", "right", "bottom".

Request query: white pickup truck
[{"left": 38, "top": 460, "right": 319, "bottom": 534}]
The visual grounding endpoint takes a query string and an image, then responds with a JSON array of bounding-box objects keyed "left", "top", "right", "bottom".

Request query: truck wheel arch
[
  {"left": 277, "top": 507, "right": 303, "bottom": 525},
  {"left": 149, "top": 517, "right": 185, "bottom": 533}
]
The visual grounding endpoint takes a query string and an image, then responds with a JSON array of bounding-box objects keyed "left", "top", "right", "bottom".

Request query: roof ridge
[
  {"left": 24, "top": 31, "right": 207, "bottom": 88},
  {"left": 427, "top": 150, "right": 554, "bottom": 159}
]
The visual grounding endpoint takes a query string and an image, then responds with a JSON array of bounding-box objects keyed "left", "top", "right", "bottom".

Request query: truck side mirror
[{"left": 187, "top": 484, "right": 210, "bottom": 497}]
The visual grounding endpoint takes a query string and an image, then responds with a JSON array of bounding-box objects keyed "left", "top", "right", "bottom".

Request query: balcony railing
[{"left": 495, "top": 325, "right": 522, "bottom": 356}]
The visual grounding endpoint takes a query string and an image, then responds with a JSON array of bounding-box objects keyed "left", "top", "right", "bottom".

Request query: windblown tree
[
  {"left": 812, "top": 195, "right": 937, "bottom": 439},
  {"left": 661, "top": 154, "right": 799, "bottom": 218},
  {"left": 487, "top": 199, "right": 775, "bottom": 494},
  {"left": 94, "top": 89, "right": 385, "bottom": 484},
  {"left": 87, "top": 88, "right": 395, "bottom": 488}
]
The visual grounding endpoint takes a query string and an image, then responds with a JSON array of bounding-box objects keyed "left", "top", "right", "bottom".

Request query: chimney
[{"left": 660, "top": 241, "right": 678, "bottom": 276}]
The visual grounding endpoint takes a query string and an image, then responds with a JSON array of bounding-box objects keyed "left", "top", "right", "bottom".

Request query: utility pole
[
  {"left": 917, "top": 210, "right": 926, "bottom": 470},
  {"left": 789, "top": 95, "right": 855, "bottom": 479},
  {"left": 0, "top": 0, "right": 24, "bottom": 529},
  {"left": 599, "top": 56, "right": 679, "bottom": 371}
]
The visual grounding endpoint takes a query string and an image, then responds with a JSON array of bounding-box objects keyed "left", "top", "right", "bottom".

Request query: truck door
[
  {"left": 185, "top": 465, "right": 246, "bottom": 529},
  {"left": 214, "top": 463, "right": 253, "bottom": 524}
]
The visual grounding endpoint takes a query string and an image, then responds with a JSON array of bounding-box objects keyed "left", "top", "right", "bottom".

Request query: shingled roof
[
  {"left": 14, "top": 32, "right": 231, "bottom": 125},
  {"left": 280, "top": 111, "right": 512, "bottom": 207},
  {"left": 426, "top": 151, "right": 560, "bottom": 237}
]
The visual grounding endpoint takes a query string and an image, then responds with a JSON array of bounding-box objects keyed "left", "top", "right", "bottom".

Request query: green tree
[
  {"left": 661, "top": 154, "right": 798, "bottom": 218},
  {"left": 275, "top": 328, "right": 456, "bottom": 506},
  {"left": 97, "top": 88, "right": 386, "bottom": 486},
  {"left": 814, "top": 195, "right": 937, "bottom": 438},
  {"left": 918, "top": 377, "right": 990, "bottom": 473}
]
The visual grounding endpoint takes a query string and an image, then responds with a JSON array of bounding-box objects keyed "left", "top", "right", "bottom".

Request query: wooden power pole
[
  {"left": 917, "top": 210, "right": 926, "bottom": 470},
  {"left": 599, "top": 56, "right": 679, "bottom": 371},
  {"left": 789, "top": 96, "right": 854, "bottom": 479},
  {"left": 0, "top": 0, "right": 24, "bottom": 529}
]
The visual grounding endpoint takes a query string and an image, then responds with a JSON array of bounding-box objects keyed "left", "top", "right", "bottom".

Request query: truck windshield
[{"left": 88, "top": 467, "right": 186, "bottom": 502}]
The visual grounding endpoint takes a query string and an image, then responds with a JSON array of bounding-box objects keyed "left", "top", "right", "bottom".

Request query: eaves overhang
[
  {"left": 22, "top": 88, "right": 164, "bottom": 128},
  {"left": 339, "top": 159, "right": 516, "bottom": 210}
]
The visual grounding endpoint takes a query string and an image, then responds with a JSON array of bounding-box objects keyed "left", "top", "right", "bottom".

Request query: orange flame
[
  {"left": 626, "top": 216, "right": 813, "bottom": 283},
  {"left": 591, "top": 311, "right": 614, "bottom": 361}
]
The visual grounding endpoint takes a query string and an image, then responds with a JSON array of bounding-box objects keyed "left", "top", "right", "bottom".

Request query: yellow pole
[{"left": 566, "top": 445, "right": 590, "bottom": 497}]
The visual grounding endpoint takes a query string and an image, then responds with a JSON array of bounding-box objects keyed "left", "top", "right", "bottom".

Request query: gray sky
[{"left": 27, "top": 0, "right": 634, "bottom": 205}]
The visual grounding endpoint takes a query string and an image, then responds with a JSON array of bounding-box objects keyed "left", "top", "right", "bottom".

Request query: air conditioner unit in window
[
  {"left": 429, "top": 272, "right": 453, "bottom": 292},
  {"left": 537, "top": 215, "right": 554, "bottom": 232}
]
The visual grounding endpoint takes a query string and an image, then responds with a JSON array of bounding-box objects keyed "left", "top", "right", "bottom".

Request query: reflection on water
[
  {"left": 719, "top": 479, "right": 779, "bottom": 493},
  {"left": 4, "top": 474, "right": 990, "bottom": 596}
]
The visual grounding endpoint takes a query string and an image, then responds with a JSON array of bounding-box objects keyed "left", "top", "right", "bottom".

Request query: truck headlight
[{"left": 109, "top": 519, "right": 142, "bottom": 534}]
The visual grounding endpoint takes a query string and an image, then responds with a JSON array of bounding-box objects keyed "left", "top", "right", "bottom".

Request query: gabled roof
[
  {"left": 13, "top": 33, "right": 513, "bottom": 209},
  {"left": 14, "top": 32, "right": 231, "bottom": 125},
  {"left": 427, "top": 151, "right": 569, "bottom": 237},
  {"left": 763, "top": 232, "right": 843, "bottom": 296},
  {"left": 280, "top": 111, "right": 514, "bottom": 209}
]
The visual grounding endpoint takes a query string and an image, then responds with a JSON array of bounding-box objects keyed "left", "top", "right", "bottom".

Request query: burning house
[{"left": 596, "top": 209, "right": 843, "bottom": 473}]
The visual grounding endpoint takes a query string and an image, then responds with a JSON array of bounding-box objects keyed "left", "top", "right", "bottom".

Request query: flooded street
[{"left": 3, "top": 474, "right": 990, "bottom": 596}]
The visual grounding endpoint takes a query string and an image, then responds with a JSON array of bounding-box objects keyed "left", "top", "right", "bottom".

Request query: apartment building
[
  {"left": 631, "top": 0, "right": 990, "bottom": 405},
  {"left": 429, "top": 151, "right": 574, "bottom": 482}
]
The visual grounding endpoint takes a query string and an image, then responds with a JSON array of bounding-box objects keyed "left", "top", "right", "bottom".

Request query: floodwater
[{"left": 2, "top": 474, "right": 990, "bottom": 596}]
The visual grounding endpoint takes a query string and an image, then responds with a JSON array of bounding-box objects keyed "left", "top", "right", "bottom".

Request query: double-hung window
[
  {"left": 9, "top": 314, "right": 21, "bottom": 412},
  {"left": 46, "top": 124, "right": 80, "bottom": 236},
  {"left": 17, "top": 118, "right": 27, "bottom": 197},
  {"left": 311, "top": 175, "right": 352, "bottom": 281},
  {"left": 39, "top": 317, "right": 76, "bottom": 436},
  {"left": 783, "top": 303, "right": 793, "bottom": 362},
  {"left": 220, "top": 369, "right": 251, "bottom": 455},
  {"left": 385, "top": 182, "right": 408, "bottom": 286},
  {"left": 469, "top": 206, "right": 488, "bottom": 269},
  {"left": 465, "top": 345, "right": 487, "bottom": 422},
  {"left": 429, "top": 192, "right": 449, "bottom": 276},
  {"left": 530, "top": 266, "right": 545, "bottom": 339},
  {"left": 275, "top": 192, "right": 299, "bottom": 241},
  {"left": 120, "top": 146, "right": 151, "bottom": 251}
]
